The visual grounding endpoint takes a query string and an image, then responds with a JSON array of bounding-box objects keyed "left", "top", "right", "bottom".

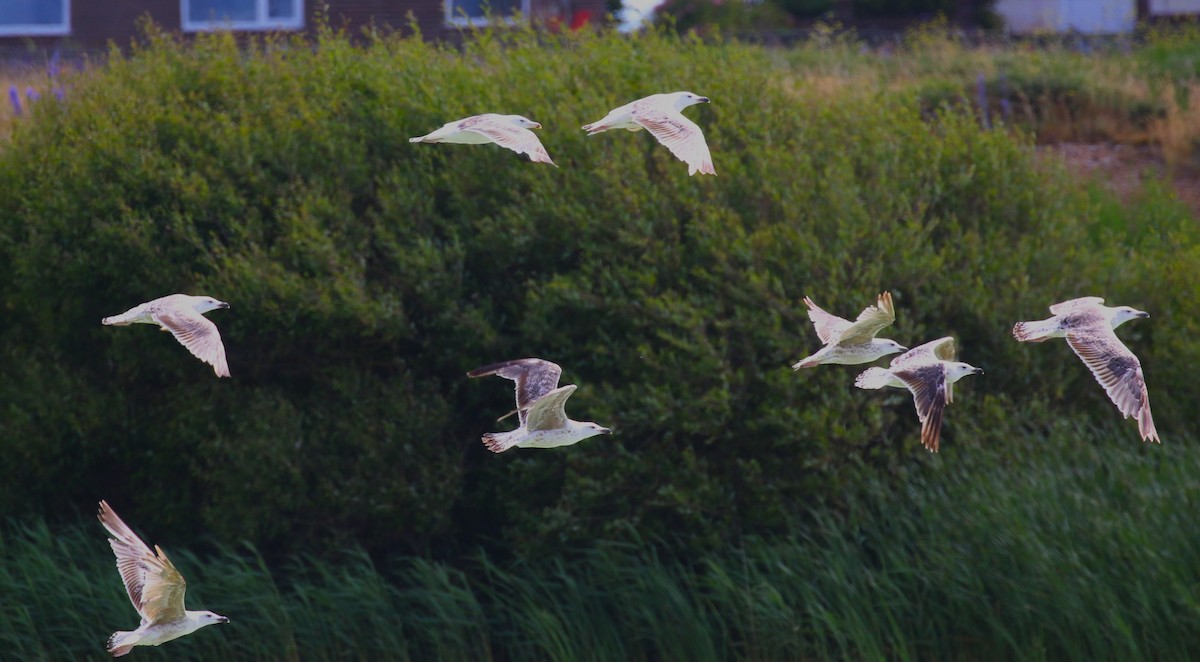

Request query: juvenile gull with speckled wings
[
  {"left": 855, "top": 337, "right": 983, "bottom": 453},
  {"left": 1013, "top": 296, "right": 1158, "bottom": 442},
  {"left": 468, "top": 358, "right": 611, "bottom": 453},
  {"left": 411, "top": 113, "right": 556, "bottom": 165},
  {"left": 98, "top": 501, "right": 228, "bottom": 657},
  {"left": 102, "top": 294, "right": 231, "bottom": 377},
  {"left": 793, "top": 291, "right": 906, "bottom": 369}
]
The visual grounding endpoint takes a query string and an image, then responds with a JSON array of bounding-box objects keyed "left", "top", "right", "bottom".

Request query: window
[
  {"left": 0, "top": 0, "right": 70, "bottom": 36},
  {"left": 445, "top": 0, "right": 530, "bottom": 27},
  {"left": 182, "top": 0, "right": 303, "bottom": 32}
]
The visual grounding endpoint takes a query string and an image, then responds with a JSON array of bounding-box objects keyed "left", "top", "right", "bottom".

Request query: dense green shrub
[{"left": 0, "top": 26, "right": 1195, "bottom": 561}]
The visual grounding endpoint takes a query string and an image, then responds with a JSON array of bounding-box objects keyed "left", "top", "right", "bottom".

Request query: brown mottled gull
[
  {"left": 855, "top": 337, "right": 983, "bottom": 452},
  {"left": 1013, "top": 296, "right": 1158, "bottom": 442},
  {"left": 793, "top": 291, "right": 906, "bottom": 369},
  {"left": 98, "top": 501, "right": 228, "bottom": 657},
  {"left": 467, "top": 358, "right": 611, "bottom": 453}
]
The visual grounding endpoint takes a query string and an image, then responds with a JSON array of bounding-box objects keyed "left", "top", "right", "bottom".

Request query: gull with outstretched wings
[
  {"left": 98, "top": 501, "right": 228, "bottom": 657},
  {"left": 102, "top": 294, "right": 231, "bottom": 377},
  {"left": 1013, "top": 296, "right": 1158, "bottom": 442},
  {"left": 582, "top": 92, "right": 715, "bottom": 176},
  {"left": 411, "top": 114, "right": 556, "bottom": 165},
  {"left": 855, "top": 337, "right": 983, "bottom": 452},
  {"left": 467, "top": 358, "right": 611, "bottom": 453},
  {"left": 793, "top": 291, "right": 906, "bottom": 369}
]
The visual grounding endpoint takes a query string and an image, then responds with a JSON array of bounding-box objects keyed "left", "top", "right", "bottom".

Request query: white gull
[
  {"left": 1013, "top": 296, "right": 1158, "bottom": 442},
  {"left": 102, "top": 294, "right": 231, "bottom": 377},
  {"left": 793, "top": 291, "right": 906, "bottom": 369},
  {"left": 98, "top": 501, "right": 229, "bottom": 657},
  {"left": 855, "top": 337, "right": 983, "bottom": 453},
  {"left": 582, "top": 92, "right": 715, "bottom": 176},
  {"left": 467, "top": 358, "right": 611, "bottom": 453},
  {"left": 410, "top": 114, "right": 556, "bottom": 165}
]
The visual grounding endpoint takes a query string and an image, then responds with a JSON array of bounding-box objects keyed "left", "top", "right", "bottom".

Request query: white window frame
[
  {"left": 0, "top": 0, "right": 71, "bottom": 37},
  {"left": 182, "top": 0, "right": 304, "bottom": 32},
  {"left": 444, "top": 0, "right": 531, "bottom": 27}
]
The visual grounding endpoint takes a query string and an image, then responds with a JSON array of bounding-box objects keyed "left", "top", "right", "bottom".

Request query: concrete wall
[
  {"left": 1149, "top": 0, "right": 1200, "bottom": 14},
  {"left": 996, "top": 0, "right": 1137, "bottom": 34}
]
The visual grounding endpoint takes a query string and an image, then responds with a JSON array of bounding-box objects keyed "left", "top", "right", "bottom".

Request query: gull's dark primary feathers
[{"left": 467, "top": 358, "right": 563, "bottom": 427}]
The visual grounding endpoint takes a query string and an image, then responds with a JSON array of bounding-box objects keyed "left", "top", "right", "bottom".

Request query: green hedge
[{"left": 0, "top": 25, "right": 1195, "bottom": 558}]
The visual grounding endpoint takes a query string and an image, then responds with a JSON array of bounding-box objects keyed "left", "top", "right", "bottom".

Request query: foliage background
[{"left": 0, "top": 22, "right": 1197, "bottom": 660}]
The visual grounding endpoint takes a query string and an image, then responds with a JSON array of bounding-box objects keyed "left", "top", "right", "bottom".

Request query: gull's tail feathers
[
  {"left": 1139, "top": 406, "right": 1160, "bottom": 444},
  {"left": 1012, "top": 319, "right": 1057, "bottom": 343},
  {"left": 791, "top": 354, "right": 821, "bottom": 370},
  {"left": 689, "top": 160, "right": 716, "bottom": 176},
  {"left": 410, "top": 126, "right": 452, "bottom": 143},
  {"left": 101, "top": 311, "right": 136, "bottom": 326},
  {"left": 482, "top": 430, "right": 521, "bottom": 454},
  {"left": 107, "top": 631, "right": 138, "bottom": 657},
  {"left": 854, "top": 367, "right": 892, "bottom": 390}
]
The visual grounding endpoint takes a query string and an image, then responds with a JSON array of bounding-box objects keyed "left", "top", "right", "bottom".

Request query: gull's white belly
[
  {"left": 439, "top": 130, "right": 495, "bottom": 145},
  {"left": 138, "top": 619, "right": 194, "bottom": 647},
  {"left": 517, "top": 429, "right": 589, "bottom": 449}
]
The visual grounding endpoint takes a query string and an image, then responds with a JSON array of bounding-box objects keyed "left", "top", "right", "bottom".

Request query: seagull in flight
[
  {"left": 1013, "top": 296, "right": 1158, "bottom": 442},
  {"left": 582, "top": 92, "right": 715, "bottom": 176},
  {"left": 793, "top": 291, "right": 906, "bottom": 369},
  {"left": 98, "top": 500, "right": 229, "bottom": 657},
  {"left": 410, "top": 114, "right": 556, "bottom": 165},
  {"left": 102, "top": 294, "right": 231, "bottom": 377},
  {"left": 467, "top": 358, "right": 611, "bottom": 452},
  {"left": 855, "top": 337, "right": 983, "bottom": 452}
]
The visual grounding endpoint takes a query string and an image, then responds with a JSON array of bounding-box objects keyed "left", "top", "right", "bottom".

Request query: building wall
[
  {"left": 995, "top": 0, "right": 1137, "bottom": 34},
  {"left": 0, "top": 0, "right": 606, "bottom": 51},
  {"left": 1149, "top": 0, "right": 1200, "bottom": 14}
]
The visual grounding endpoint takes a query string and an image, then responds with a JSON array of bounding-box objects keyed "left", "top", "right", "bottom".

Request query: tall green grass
[{"left": 5, "top": 425, "right": 1198, "bottom": 661}]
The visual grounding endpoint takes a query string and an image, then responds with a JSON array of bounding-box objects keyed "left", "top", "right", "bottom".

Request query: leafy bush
[{"left": 0, "top": 25, "right": 1195, "bottom": 563}]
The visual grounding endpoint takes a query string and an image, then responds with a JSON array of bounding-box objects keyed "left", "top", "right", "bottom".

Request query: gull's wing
[
  {"left": 1049, "top": 296, "right": 1105, "bottom": 315},
  {"left": 467, "top": 358, "right": 563, "bottom": 426},
  {"left": 152, "top": 307, "right": 230, "bottom": 377},
  {"left": 98, "top": 501, "right": 187, "bottom": 625},
  {"left": 803, "top": 297, "right": 852, "bottom": 345},
  {"left": 893, "top": 364, "right": 949, "bottom": 452},
  {"left": 462, "top": 117, "right": 556, "bottom": 166},
  {"left": 1065, "top": 327, "right": 1160, "bottom": 443},
  {"left": 836, "top": 292, "right": 897, "bottom": 345},
  {"left": 892, "top": 336, "right": 955, "bottom": 367},
  {"left": 524, "top": 384, "right": 577, "bottom": 431},
  {"left": 631, "top": 107, "right": 715, "bottom": 176}
]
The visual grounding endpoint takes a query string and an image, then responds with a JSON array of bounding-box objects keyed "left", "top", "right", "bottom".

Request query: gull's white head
[
  {"left": 946, "top": 362, "right": 983, "bottom": 382},
  {"left": 672, "top": 91, "right": 711, "bottom": 110},
  {"left": 877, "top": 339, "right": 908, "bottom": 356},
  {"left": 1110, "top": 305, "right": 1150, "bottom": 328},
  {"left": 507, "top": 115, "right": 542, "bottom": 130},
  {"left": 577, "top": 421, "right": 612, "bottom": 440},
  {"left": 188, "top": 610, "right": 230, "bottom": 630},
  {"left": 191, "top": 296, "right": 230, "bottom": 314}
]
